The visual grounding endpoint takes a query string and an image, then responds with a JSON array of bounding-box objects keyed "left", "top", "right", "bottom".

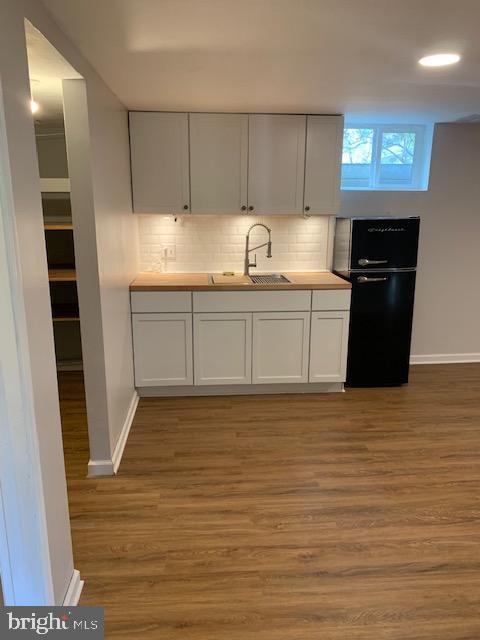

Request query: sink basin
[
  {"left": 249, "top": 274, "right": 291, "bottom": 284},
  {"left": 210, "top": 273, "right": 291, "bottom": 285},
  {"left": 211, "top": 274, "right": 251, "bottom": 285}
]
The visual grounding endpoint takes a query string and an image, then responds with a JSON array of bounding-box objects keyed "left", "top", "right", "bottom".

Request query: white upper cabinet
[
  {"left": 247, "top": 114, "right": 306, "bottom": 214},
  {"left": 190, "top": 113, "right": 248, "bottom": 214},
  {"left": 303, "top": 115, "right": 344, "bottom": 215},
  {"left": 129, "top": 112, "right": 190, "bottom": 214},
  {"left": 128, "top": 111, "right": 344, "bottom": 216}
]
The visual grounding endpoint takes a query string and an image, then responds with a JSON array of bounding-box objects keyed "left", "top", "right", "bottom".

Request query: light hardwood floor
[{"left": 59, "top": 365, "right": 480, "bottom": 639}]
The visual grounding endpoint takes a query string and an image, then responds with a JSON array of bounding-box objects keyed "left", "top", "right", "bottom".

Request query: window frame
[{"left": 341, "top": 123, "right": 432, "bottom": 192}]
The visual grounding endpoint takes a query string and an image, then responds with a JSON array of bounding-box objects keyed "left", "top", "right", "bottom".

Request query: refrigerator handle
[
  {"left": 358, "top": 258, "right": 388, "bottom": 267},
  {"left": 357, "top": 276, "right": 388, "bottom": 283}
]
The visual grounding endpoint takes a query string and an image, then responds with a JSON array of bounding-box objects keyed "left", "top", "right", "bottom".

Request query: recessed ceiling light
[
  {"left": 418, "top": 53, "right": 461, "bottom": 67},
  {"left": 30, "top": 100, "right": 39, "bottom": 114}
]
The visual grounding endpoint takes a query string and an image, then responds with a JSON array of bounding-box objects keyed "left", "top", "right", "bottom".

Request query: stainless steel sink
[{"left": 249, "top": 274, "right": 291, "bottom": 284}]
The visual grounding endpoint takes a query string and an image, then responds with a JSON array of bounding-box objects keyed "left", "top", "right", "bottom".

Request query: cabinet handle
[
  {"left": 183, "top": 204, "right": 189, "bottom": 210},
  {"left": 241, "top": 205, "right": 247, "bottom": 211},
  {"left": 357, "top": 276, "right": 388, "bottom": 283},
  {"left": 305, "top": 205, "right": 310, "bottom": 212},
  {"left": 248, "top": 205, "right": 254, "bottom": 211},
  {"left": 358, "top": 258, "right": 387, "bottom": 267}
]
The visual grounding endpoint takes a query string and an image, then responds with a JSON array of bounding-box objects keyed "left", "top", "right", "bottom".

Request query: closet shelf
[
  {"left": 48, "top": 268, "right": 76, "bottom": 282},
  {"left": 56, "top": 360, "right": 83, "bottom": 372},
  {"left": 40, "top": 178, "right": 70, "bottom": 193},
  {"left": 52, "top": 304, "right": 80, "bottom": 322},
  {"left": 44, "top": 223, "right": 73, "bottom": 231}
]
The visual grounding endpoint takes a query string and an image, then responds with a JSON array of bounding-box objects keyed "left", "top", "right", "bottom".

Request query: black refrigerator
[{"left": 333, "top": 216, "right": 420, "bottom": 387}]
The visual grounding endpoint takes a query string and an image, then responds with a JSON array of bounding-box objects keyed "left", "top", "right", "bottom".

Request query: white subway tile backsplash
[{"left": 138, "top": 214, "right": 332, "bottom": 273}]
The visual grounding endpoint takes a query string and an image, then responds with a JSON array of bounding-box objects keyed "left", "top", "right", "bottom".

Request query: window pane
[
  {"left": 341, "top": 128, "right": 374, "bottom": 188},
  {"left": 342, "top": 128, "right": 374, "bottom": 163},
  {"left": 379, "top": 132, "right": 416, "bottom": 185},
  {"left": 340, "top": 124, "right": 429, "bottom": 191}
]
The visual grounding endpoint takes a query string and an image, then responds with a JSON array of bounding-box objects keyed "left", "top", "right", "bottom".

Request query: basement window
[{"left": 341, "top": 124, "right": 432, "bottom": 191}]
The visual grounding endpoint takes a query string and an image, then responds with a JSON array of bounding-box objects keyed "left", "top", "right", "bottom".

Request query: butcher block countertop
[{"left": 130, "top": 271, "right": 351, "bottom": 291}]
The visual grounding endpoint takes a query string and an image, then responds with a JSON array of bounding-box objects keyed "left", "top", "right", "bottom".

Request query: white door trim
[{"left": 0, "top": 77, "right": 80, "bottom": 605}]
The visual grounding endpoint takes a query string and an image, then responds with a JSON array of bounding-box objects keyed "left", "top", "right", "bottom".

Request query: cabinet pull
[
  {"left": 248, "top": 205, "right": 254, "bottom": 211},
  {"left": 304, "top": 205, "right": 310, "bottom": 212},
  {"left": 357, "top": 276, "right": 388, "bottom": 283},
  {"left": 358, "top": 258, "right": 388, "bottom": 267},
  {"left": 241, "top": 205, "right": 247, "bottom": 211}
]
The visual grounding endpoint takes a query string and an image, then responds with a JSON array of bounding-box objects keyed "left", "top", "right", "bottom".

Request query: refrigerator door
[
  {"left": 351, "top": 217, "right": 420, "bottom": 270},
  {"left": 347, "top": 270, "right": 416, "bottom": 386}
]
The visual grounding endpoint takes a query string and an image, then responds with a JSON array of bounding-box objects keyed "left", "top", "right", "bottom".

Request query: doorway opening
[{"left": 26, "top": 21, "right": 90, "bottom": 478}]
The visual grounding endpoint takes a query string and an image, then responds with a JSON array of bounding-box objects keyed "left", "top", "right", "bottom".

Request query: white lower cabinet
[
  {"left": 252, "top": 312, "right": 310, "bottom": 384},
  {"left": 309, "top": 311, "right": 349, "bottom": 382},
  {"left": 194, "top": 313, "right": 252, "bottom": 385},
  {"left": 132, "top": 313, "right": 193, "bottom": 386},
  {"left": 132, "top": 290, "right": 351, "bottom": 391}
]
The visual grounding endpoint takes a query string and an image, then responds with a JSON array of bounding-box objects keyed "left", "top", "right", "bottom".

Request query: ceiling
[
  {"left": 41, "top": 0, "right": 480, "bottom": 122},
  {"left": 26, "top": 21, "right": 82, "bottom": 128}
]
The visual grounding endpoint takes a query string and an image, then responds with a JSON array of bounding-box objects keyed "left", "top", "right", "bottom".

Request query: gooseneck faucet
[{"left": 244, "top": 223, "right": 272, "bottom": 276}]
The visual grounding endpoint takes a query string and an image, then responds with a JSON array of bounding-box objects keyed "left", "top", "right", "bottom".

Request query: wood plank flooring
[{"left": 59, "top": 365, "right": 480, "bottom": 639}]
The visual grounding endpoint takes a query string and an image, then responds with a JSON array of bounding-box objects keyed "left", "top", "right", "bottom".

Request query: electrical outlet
[{"left": 163, "top": 245, "right": 176, "bottom": 260}]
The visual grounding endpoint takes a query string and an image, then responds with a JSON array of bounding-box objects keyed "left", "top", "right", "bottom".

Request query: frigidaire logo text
[
  {"left": 7, "top": 611, "right": 99, "bottom": 635},
  {"left": 368, "top": 227, "right": 405, "bottom": 233}
]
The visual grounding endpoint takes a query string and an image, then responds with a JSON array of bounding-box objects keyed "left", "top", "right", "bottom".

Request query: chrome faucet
[{"left": 244, "top": 223, "right": 272, "bottom": 276}]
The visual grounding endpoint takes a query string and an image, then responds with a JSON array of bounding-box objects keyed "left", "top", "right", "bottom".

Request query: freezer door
[
  {"left": 347, "top": 270, "right": 416, "bottom": 386},
  {"left": 351, "top": 218, "right": 420, "bottom": 270}
]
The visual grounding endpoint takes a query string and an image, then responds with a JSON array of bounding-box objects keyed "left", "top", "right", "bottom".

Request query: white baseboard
[
  {"left": 87, "top": 391, "right": 139, "bottom": 477},
  {"left": 62, "top": 569, "right": 83, "bottom": 606},
  {"left": 138, "top": 382, "right": 344, "bottom": 397},
  {"left": 410, "top": 353, "right": 480, "bottom": 365},
  {"left": 87, "top": 458, "right": 115, "bottom": 476},
  {"left": 111, "top": 392, "right": 139, "bottom": 474}
]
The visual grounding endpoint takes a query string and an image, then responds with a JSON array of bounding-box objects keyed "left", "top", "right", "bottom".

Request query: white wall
[
  {"left": 35, "top": 133, "right": 69, "bottom": 178},
  {"left": 63, "top": 79, "right": 138, "bottom": 462},
  {"left": 0, "top": 0, "right": 137, "bottom": 603},
  {"left": 80, "top": 81, "right": 139, "bottom": 453},
  {"left": 341, "top": 123, "right": 480, "bottom": 361},
  {"left": 139, "top": 214, "right": 332, "bottom": 273}
]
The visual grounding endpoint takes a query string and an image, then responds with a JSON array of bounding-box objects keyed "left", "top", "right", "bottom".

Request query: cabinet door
[
  {"left": 248, "top": 114, "right": 306, "bottom": 214},
  {"left": 309, "top": 311, "right": 349, "bottom": 382},
  {"left": 304, "top": 115, "right": 344, "bottom": 215},
  {"left": 132, "top": 313, "right": 193, "bottom": 386},
  {"left": 129, "top": 112, "right": 190, "bottom": 214},
  {"left": 190, "top": 113, "right": 248, "bottom": 214},
  {"left": 194, "top": 313, "right": 252, "bottom": 385},
  {"left": 252, "top": 312, "right": 310, "bottom": 383}
]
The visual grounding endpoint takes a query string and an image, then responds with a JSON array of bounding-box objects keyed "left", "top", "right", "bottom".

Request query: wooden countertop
[{"left": 130, "top": 272, "right": 351, "bottom": 291}]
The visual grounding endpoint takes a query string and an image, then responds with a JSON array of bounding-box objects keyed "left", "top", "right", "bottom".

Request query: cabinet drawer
[
  {"left": 312, "top": 289, "right": 351, "bottom": 311},
  {"left": 193, "top": 290, "right": 311, "bottom": 312},
  {"left": 131, "top": 291, "right": 192, "bottom": 313}
]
